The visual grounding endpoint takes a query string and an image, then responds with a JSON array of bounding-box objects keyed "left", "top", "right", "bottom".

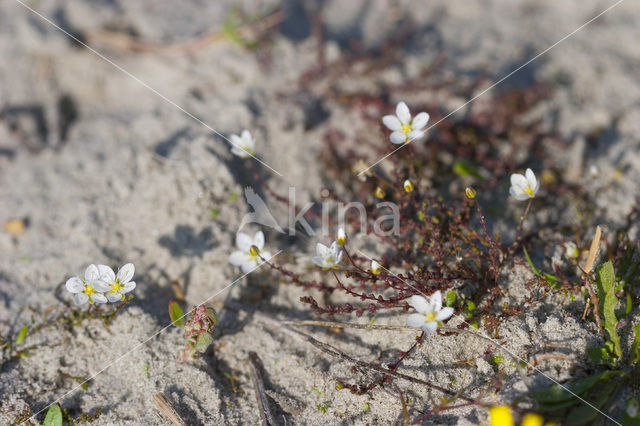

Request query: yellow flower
[{"left": 489, "top": 406, "right": 514, "bottom": 426}]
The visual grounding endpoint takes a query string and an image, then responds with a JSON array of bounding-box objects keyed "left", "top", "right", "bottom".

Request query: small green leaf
[
  {"left": 15, "top": 325, "right": 28, "bottom": 345},
  {"left": 523, "top": 247, "right": 541, "bottom": 276},
  {"left": 209, "top": 208, "right": 220, "bottom": 219},
  {"left": 445, "top": 290, "right": 456, "bottom": 307},
  {"left": 43, "top": 404, "right": 63, "bottom": 426},
  {"left": 596, "top": 261, "right": 622, "bottom": 359},
  {"left": 195, "top": 332, "right": 214, "bottom": 353},
  {"left": 168, "top": 301, "right": 184, "bottom": 327},
  {"left": 452, "top": 159, "right": 482, "bottom": 179},
  {"left": 632, "top": 323, "right": 640, "bottom": 365}
]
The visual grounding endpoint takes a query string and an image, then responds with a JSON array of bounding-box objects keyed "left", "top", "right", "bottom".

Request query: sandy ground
[{"left": 1, "top": 0, "right": 640, "bottom": 424}]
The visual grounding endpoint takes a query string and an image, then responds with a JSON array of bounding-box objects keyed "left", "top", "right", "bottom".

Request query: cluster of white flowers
[
  {"left": 65, "top": 263, "right": 136, "bottom": 306},
  {"left": 228, "top": 230, "right": 272, "bottom": 273}
]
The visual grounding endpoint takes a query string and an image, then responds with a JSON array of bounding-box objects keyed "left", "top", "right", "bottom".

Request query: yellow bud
[
  {"left": 249, "top": 245, "right": 260, "bottom": 257},
  {"left": 403, "top": 179, "right": 414, "bottom": 193},
  {"left": 465, "top": 187, "right": 477, "bottom": 199},
  {"left": 375, "top": 187, "right": 386, "bottom": 199}
]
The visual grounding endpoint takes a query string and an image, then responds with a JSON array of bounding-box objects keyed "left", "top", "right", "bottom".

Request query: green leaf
[
  {"left": 452, "top": 159, "right": 482, "bottom": 179},
  {"left": 632, "top": 323, "right": 640, "bottom": 365},
  {"left": 43, "top": 403, "right": 63, "bottom": 426},
  {"left": 445, "top": 290, "right": 456, "bottom": 307},
  {"left": 168, "top": 301, "right": 184, "bottom": 327},
  {"left": 15, "top": 325, "right": 28, "bottom": 345},
  {"left": 195, "top": 332, "right": 214, "bottom": 353},
  {"left": 523, "top": 247, "right": 541, "bottom": 276},
  {"left": 532, "top": 370, "right": 625, "bottom": 422},
  {"left": 209, "top": 208, "right": 220, "bottom": 219},
  {"left": 596, "top": 261, "right": 622, "bottom": 359}
]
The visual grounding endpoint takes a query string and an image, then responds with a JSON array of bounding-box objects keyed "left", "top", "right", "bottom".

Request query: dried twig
[
  {"left": 153, "top": 393, "right": 187, "bottom": 426},
  {"left": 582, "top": 226, "right": 603, "bottom": 334},
  {"left": 248, "top": 351, "right": 277, "bottom": 426},
  {"left": 84, "top": 11, "right": 284, "bottom": 55}
]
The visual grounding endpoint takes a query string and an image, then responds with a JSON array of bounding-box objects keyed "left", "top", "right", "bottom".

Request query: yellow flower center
[
  {"left": 249, "top": 245, "right": 260, "bottom": 258},
  {"left": 84, "top": 285, "right": 94, "bottom": 295},
  {"left": 525, "top": 187, "right": 534, "bottom": 197},
  {"left": 401, "top": 124, "right": 411, "bottom": 134},
  {"left": 112, "top": 282, "right": 122, "bottom": 293},
  {"left": 426, "top": 312, "right": 436, "bottom": 321}
]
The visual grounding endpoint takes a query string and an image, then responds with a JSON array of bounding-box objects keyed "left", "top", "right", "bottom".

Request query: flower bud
[
  {"left": 371, "top": 260, "right": 382, "bottom": 275},
  {"left": 465, "top": 187, "right": 477, "bottom": 199},
  {"left": 403, "top": 179, "right": 414, "bottom": 193},
  {"left": 565, "top": 242, "right": 579, "bottom": 259},
  {"left": 375, "top": 187, "right": 386, "bottom": 199},
  {"left": 336, "top": 228, "right": 347, "bottom": 246}
]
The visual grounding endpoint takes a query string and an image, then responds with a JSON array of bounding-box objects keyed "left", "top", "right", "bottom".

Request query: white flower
[
  {"left": 371, "top": 260, "right": 382, "bottom": 275},
  {"left": 311, "top": 241, "right": 343, "bottom": 269},
  {"left": 98, "top": 263, "right": 136, "bottom": 303},
  {"left": 230, "top": 130, "right": 256, "bottom": 158},
  {"left": 65, "top": 264, "right": 110, "bottom": 306},
  {"left": 406, "top": 291, "right": 454, "bottom": 333},
  {"left": 382, "top": 102, "right": 430, "bottom": 145},
  {"left": 336, "top": 228, "right": 347, "bottom": 246},
  {"left": 565, "top": 242, "right": 579, "bottom": 259},
  {"left": 509, "top": 168, "right": 539, "bottom": 200},
  {"left": 229, "top": 231, "right": 271, "bottom": 274}
]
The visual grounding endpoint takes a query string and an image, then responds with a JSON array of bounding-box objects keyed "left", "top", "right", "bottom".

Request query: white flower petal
[
  {"left": 97, "top": 264, "right": 115, "bottom": 283},
  {"left": 407, "top": 313, "right": 426, "bottom": 328},
  {"left": 236, "top": 232, "right": 253, "bottom": 251},
  {"left": 122, "top": 281, "right": 136, "bottom": 293},
  {"left": 408, "top": 130, "right": 425, "bottom": 141},
  {"left": 74, "top": 293, "right": 89, "bottom": 305},
  {"left": 412, "top": 112, "right": 429, "bottom": 130},
  {"left": 396, "top": 102, "right": 411, "bottom": 124},
  {"left": 93, "top": 280, "right": 112, "bottom": 293},
  {"left": 93, "top": 293, "right": 108, "bottom": 304},
  {"left": 259, "top": 251, "right": 272, "bottom": 262},
  {"left": 229, "top": 251, "right": 247, "bottom": 266},
  {"left": 335, "top": 250, "right": 343, "bottom": 265},
  {"left": 84, "top": 264, "right": 100, "bottom": 282},
  {"left": 422, "top": 321, "right": 438, "bottom": 334},
  {"left": 510, "top": 173, "right": 528, "bottom": 188},
  {"left": 241, "top": 129, "right": 252, "bottom": 141},
  {"left": 382, "top": 115, "right": 402, "bottom": 131},
  {"left": 436, "top": 307, "right": 454, "bottom": 322},
  {"left": 525, "top": 168, "right": 537, "bottom": 186},
  {"left": 65, "top": 277, "right": 84, "bottom": 293},
  {"left": 408, "top": 295, "right": 429, "bottom": 313},
  {"left": 231, "top": 146, "right": 250, "bottom": 158},
  {"left": 390, "top": 131, "right": 407, "bottom": 144},
  {"left": 107, "top": 292, "right": 123, "bottom": 303},
  {"left": 431, "top": 291, "right": 442, "bottom": 312},
  {"left": 241, "top": 259, "right": 258, "bottom": 274},
  {"left": 316, "top": 243, "right": 330, "bottom": 258},
  {"left": 253, "top": 231, "right": 265, "bottom": 250},
  {"left": 117, "top": 263, "right": 135, "bottom": 284}
]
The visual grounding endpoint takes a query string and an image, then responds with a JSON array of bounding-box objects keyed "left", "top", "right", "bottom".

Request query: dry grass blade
[
  {"left": 584, "top": 225, "right": 602, "bottom": 274},
  {"left": 248, "top": 352, "right": 277, "bottom": 426},
  {"left": 153, "top": 393, "right": 187, "bottom": 426}
]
